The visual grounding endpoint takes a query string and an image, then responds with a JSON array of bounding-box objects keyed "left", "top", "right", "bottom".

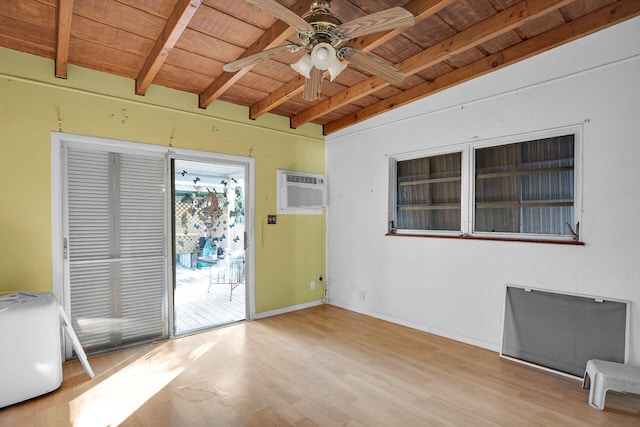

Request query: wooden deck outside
[{"left": 173, "top": 263, "right": 245, "bottom": 335}]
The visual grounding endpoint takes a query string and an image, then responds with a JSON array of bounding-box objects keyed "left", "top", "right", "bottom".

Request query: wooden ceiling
[{"left": 1, "top": 0, "right": 638, "bottom": 135}]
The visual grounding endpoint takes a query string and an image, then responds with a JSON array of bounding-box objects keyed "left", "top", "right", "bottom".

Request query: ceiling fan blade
[
  {"left": 303, "top": 67, "right": 323, "bottom": 101},
  {"left": 224, "top": 44, "right": 301, "bottom": 72},
  {"left": 246, "top": 0, "right": 313, "bottom": 32},
  {"left": 338, "top": 47, "right": 405, "bottom": 85},
  {"left": 337, "top": 7, "right": 415, "bottom": 40}
]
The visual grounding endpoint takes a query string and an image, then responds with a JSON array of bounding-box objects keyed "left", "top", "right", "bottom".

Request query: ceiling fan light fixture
[
  {"left": 310, "top": 42, "right": 346, "bottom": 81},
  {"left": 326, "top": 60, "right": 346, "bottom": 82},
  {"left": 291, "top": 54, "right": 313, "bottom": 78},
  {"left": 310, "top": 43, "right": 335, "bottom": 69}
]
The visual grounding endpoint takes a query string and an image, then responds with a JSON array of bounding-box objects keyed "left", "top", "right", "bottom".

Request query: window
[
  {"left": 395, "top": 152, "right": 462, "bottom": 232},
  {"left": 474, "top": 135, "right": 574, "bottom": 235},
  {"left": 390, "top": 127, "right": 580, "bottom": 241}
]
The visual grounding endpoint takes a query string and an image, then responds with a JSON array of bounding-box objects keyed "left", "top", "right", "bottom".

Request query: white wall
[{"left": 326, "top": 17, "right": 640, "bottom": 363}]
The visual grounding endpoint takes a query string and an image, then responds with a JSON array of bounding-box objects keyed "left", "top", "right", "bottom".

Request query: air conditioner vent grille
[
  {"left": 277, "top": 169, "right": 325, "bottom": 215},
  {"left": 288, "top": 185, "right": 324, "bottom": 208},
  {"left": 287, "top": 175, "right": 324, "bottom": 185}
]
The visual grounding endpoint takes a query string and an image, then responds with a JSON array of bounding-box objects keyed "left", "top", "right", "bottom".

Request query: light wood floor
[{"left": 2, "top": 305, "right": 639, "bottom": 426}]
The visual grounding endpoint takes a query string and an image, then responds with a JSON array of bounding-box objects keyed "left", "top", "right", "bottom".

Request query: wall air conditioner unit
[{"left": 277, "top": 169, "right": 326, "bottom": 215}]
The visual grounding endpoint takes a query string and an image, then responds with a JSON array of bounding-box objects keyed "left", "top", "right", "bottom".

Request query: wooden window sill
[{"left": 385, "top": 233, "right": 585, "bottom": 246}]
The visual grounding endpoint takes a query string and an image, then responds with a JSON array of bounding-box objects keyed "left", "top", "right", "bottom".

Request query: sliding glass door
[
  {"left": 55, "top": 133, "right": 253, "bottom": 357},
  {"left": 172, "top": 159, "right": 246, "bottom": 334}
]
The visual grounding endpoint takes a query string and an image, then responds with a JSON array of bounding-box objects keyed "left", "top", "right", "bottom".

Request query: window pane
[
  {"left": 475, "top": 135, "right": 574, "bottom": 235},
  {"left": 396, "top": 152, "right": 461, "bottom": 231}
]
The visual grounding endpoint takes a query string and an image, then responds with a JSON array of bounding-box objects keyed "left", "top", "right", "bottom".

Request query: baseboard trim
[
  {"left": 328, "top": 300, "right": 499, "bottom": 353},
  {"left": 254, "top": 299, "right": 324, "bottom": 320}
]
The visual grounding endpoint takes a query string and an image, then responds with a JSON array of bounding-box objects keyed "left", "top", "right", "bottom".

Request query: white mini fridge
[{"left": 0, "top": 291, "right": 93, "bottom": 408}]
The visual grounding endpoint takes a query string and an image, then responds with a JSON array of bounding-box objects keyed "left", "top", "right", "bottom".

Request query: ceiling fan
[{"left": 223, "top": 0, "right": 415, "bottom": 101}]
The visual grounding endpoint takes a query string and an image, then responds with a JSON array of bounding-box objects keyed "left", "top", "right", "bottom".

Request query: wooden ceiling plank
[
  {"left": 198, "top": 0, "right": 315, "bottom": 109},
  {"left": 55, "top": 0, "right": 74, "bottom": 78},
  {"left": 249, "top": 0, "right": 455, "bottom": 120},
  {"left": 73, "top": 1, "right": 166, "bottom": 40},
  {"left": 198, "top": 18, "right": 294, "bottom": 108},
  {"left": 0, "top": 11, "right": 57, "bottom": 57},
  {"left": 290, "top": 0, "right": 574, "bottom": 129},
  {"left": 345, "top": 0, "right": 458, "bottom": 51},
  {"left": 408, "top": 4, "right": 560, "bottom": 70},
  {"left": 292, "top": 74, "right": 388, "bottom": 125},
  {"left": 324, "top": 0, "right": 640, "bottom": 134},
  {"left": 136, "top": 0, "right": 201, "bottom": 95},
  {"left": 249, "top": 75, "right": 305, "bottom": 119}
]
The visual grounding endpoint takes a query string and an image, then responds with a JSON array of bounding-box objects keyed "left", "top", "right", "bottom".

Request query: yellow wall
[{"left": 0, "top": 47, "right": 325, "bottom": 314}]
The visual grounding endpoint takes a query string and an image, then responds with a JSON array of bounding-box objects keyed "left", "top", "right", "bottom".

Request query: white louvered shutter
[{"left": 66, "top": 146, "right": 168, "bottom": 353}]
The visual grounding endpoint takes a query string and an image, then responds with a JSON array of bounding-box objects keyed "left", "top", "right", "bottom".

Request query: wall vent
[
  {"left": 277, "top": 169, "right": 325, "bottom": 214},
  {"left": 501, "top": 285, "right": 629, "bottom": 378}
]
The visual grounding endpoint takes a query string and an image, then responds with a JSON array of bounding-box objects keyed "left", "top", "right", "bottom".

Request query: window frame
[
  {"left": 389, "top": 125, "right": 583, "bottom": 242},
  {"left": 389, "top": 146, "right": 468, "bottom": 237}
]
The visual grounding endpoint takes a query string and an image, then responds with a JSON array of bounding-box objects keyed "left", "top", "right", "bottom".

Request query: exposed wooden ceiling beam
[
  {"left": 323, "top": 0, "right": 640, "bottom": 135},
  {"left": 248, "top": 0, "right": 457, "bottom": 120},
  {"left": 198, "top": 0, "right": 315, "bottom": 109},
  {"left": 136, "top": 0, "right": 201, "bottom": 96},
  {"left": 55, "top": 0, "right": 74, "bottom": 79},
  {"left": 197, "top": 20, "right": 295, "bottom": 109},
  {"left": 291, "top": 0, "right": 574, "bottom": 129}
]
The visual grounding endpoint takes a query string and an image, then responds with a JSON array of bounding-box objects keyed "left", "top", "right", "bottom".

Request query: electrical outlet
[
  {"left": 267, "top": 215, "right": 277, "bottom": 224},
  {"left": 310, "top": 281, "right": 316, "bottom": 290},
  {"left": 359, "top": 290, "right": 365, "bottom": 301}
]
